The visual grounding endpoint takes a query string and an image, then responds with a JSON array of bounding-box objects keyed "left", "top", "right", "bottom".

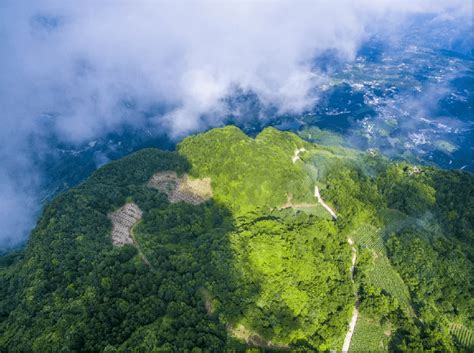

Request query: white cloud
[{"left": 0, "top": 0, "right": 470, "bottom": 248}]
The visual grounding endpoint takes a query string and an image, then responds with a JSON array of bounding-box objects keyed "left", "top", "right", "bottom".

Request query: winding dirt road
[
  {"left": 312, "top": 186, "right": 358, "bottom": 352},
  {"left": 314, "top": 186, "right": 337, "bottom": 219},
  {"left": 292, "top": 148, "right": 307, "bottom": 163},
  {"left": 342, "top": 238, "right": 359, "bottom": 353}
]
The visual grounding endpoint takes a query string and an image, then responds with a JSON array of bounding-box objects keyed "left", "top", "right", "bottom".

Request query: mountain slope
[{"left": 0, "top": 126, "right": 472, "bottom": 352}]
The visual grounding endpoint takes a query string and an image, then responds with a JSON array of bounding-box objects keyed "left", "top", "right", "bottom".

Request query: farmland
[
  {"left": 450, "top": 323, "right": 474, "bottom": 349},
  {"left": 349, "top": 311, "right": 390, "bottom": 352},
  {"left": 349, "top": 224, "right": 412, "bottom": 314}
]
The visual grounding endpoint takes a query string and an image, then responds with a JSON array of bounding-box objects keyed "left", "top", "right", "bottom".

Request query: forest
[{"left": 0, "top": 126, "right": 472, "bottom": 352}]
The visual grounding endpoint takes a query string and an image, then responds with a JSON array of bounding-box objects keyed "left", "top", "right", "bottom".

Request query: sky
[{"left": 0, "top": 0, "right": 471, "bottom": 249}]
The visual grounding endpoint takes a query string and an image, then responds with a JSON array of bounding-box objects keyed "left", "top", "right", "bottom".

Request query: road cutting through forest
[
  {"left": 312, "top": 184, "right": 358, "bottom": 352},
  {"left": 314, "top": 186, "right": 337, "bottom": 219},
  {"left": 292, "top": 147, "right": 307, "bottom": 163},
  {"left": 342, "top": 238, "right": 359, "bottom": 353}
]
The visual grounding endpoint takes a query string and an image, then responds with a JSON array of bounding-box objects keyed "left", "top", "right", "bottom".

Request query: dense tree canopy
[{"left": 0, "top": 126, "right": 472, "bottom": 352}]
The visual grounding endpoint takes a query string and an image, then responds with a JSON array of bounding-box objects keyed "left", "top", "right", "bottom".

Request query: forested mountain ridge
[{"left": 0, "top": 126, "right": 472, "bottom": 352}]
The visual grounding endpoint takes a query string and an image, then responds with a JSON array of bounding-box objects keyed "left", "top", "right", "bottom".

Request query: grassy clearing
[
  {"left": 291, "top": 204, "right": 333, "bottom": 219},
  {"left": 228, "top": 324, "right": 289, "bottom": 350},
  {"left": 349, "top": 311, "right": 389, "bottom": 352},
  {"left": 450, "top": 323, "right": 474, "bottom": 349},
  {"left": 280, "top": 192, "right": 332, "bottom": 219}
]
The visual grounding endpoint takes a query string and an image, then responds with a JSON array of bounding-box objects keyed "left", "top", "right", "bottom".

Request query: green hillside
[
  {"left": 177, "top": 126, "right": 315, "bottom": 213},
  {"left": 0, "top": 126, "right": 473, "bottom": 352}
]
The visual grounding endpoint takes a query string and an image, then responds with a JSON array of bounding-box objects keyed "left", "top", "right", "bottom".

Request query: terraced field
[
  {"left": 349, "top": 224, "right": 412, "bottom": 314},
  {"left": 367, "top": 256, "right": 411, "bottom": 313},
  {"left": 351, "top": 224, "right": 384, "bottom": 252},
  {"left": 450, "top": 323, "right": 474, "bottom": 349},
  {"left": 349, "top": 312, "right": 390, "bottom": 352}
]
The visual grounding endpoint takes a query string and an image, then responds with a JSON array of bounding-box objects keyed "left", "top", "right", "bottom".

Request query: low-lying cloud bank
[{"left": 0, "top": 0, "right": 471, "bottom": 249}]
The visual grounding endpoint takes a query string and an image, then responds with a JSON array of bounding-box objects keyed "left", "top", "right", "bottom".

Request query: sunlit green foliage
[
  {"left": 377, "top": 163, "right": 436, "bottom": 216},
  {"left": 0, "top": 126, "right": 472, "bottom": 352},
  {"left": 178, "top": 126, "right": 315, "bottom": 213},
  {"left": 350, "top": 224, "right": 412, "bottom": 314},
  {"left": 219, "top": 212, "right": 352, "bottom": 350},
  {"left": 387, "top": 230, "right": 473, "bottom": 325},
  {"left": 349, "top": 312, "right": 390, "bottom": 352}
]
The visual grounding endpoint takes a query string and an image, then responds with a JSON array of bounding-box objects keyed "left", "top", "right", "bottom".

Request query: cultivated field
[
  {"left": 450, "top": 323, "right": 474, "bottom": 349},
  {"left": 349, "top": 224, "right": 412, "bottom": 314},
  {"left": 349, "top": 312, "right": 389, "bottom": 352}
]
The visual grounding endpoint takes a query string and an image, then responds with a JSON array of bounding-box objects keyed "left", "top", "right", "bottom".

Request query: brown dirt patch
[
  {"left": 109, "top": 202, "right": 143, "bottom": 246},
  {"left": 148, "top": 171, "right": 212, "bottom": 205}
]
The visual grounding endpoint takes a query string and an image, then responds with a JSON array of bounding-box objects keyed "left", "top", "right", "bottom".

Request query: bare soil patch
[
  {"left": 291, "top": 147, "right": 306, "bottom": 163},
  {"left": 109, "top": 203, "right": 143, "bottom": 246},
  {"left": 148, "top": 171, "right": 212, "bottom": 205}
]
